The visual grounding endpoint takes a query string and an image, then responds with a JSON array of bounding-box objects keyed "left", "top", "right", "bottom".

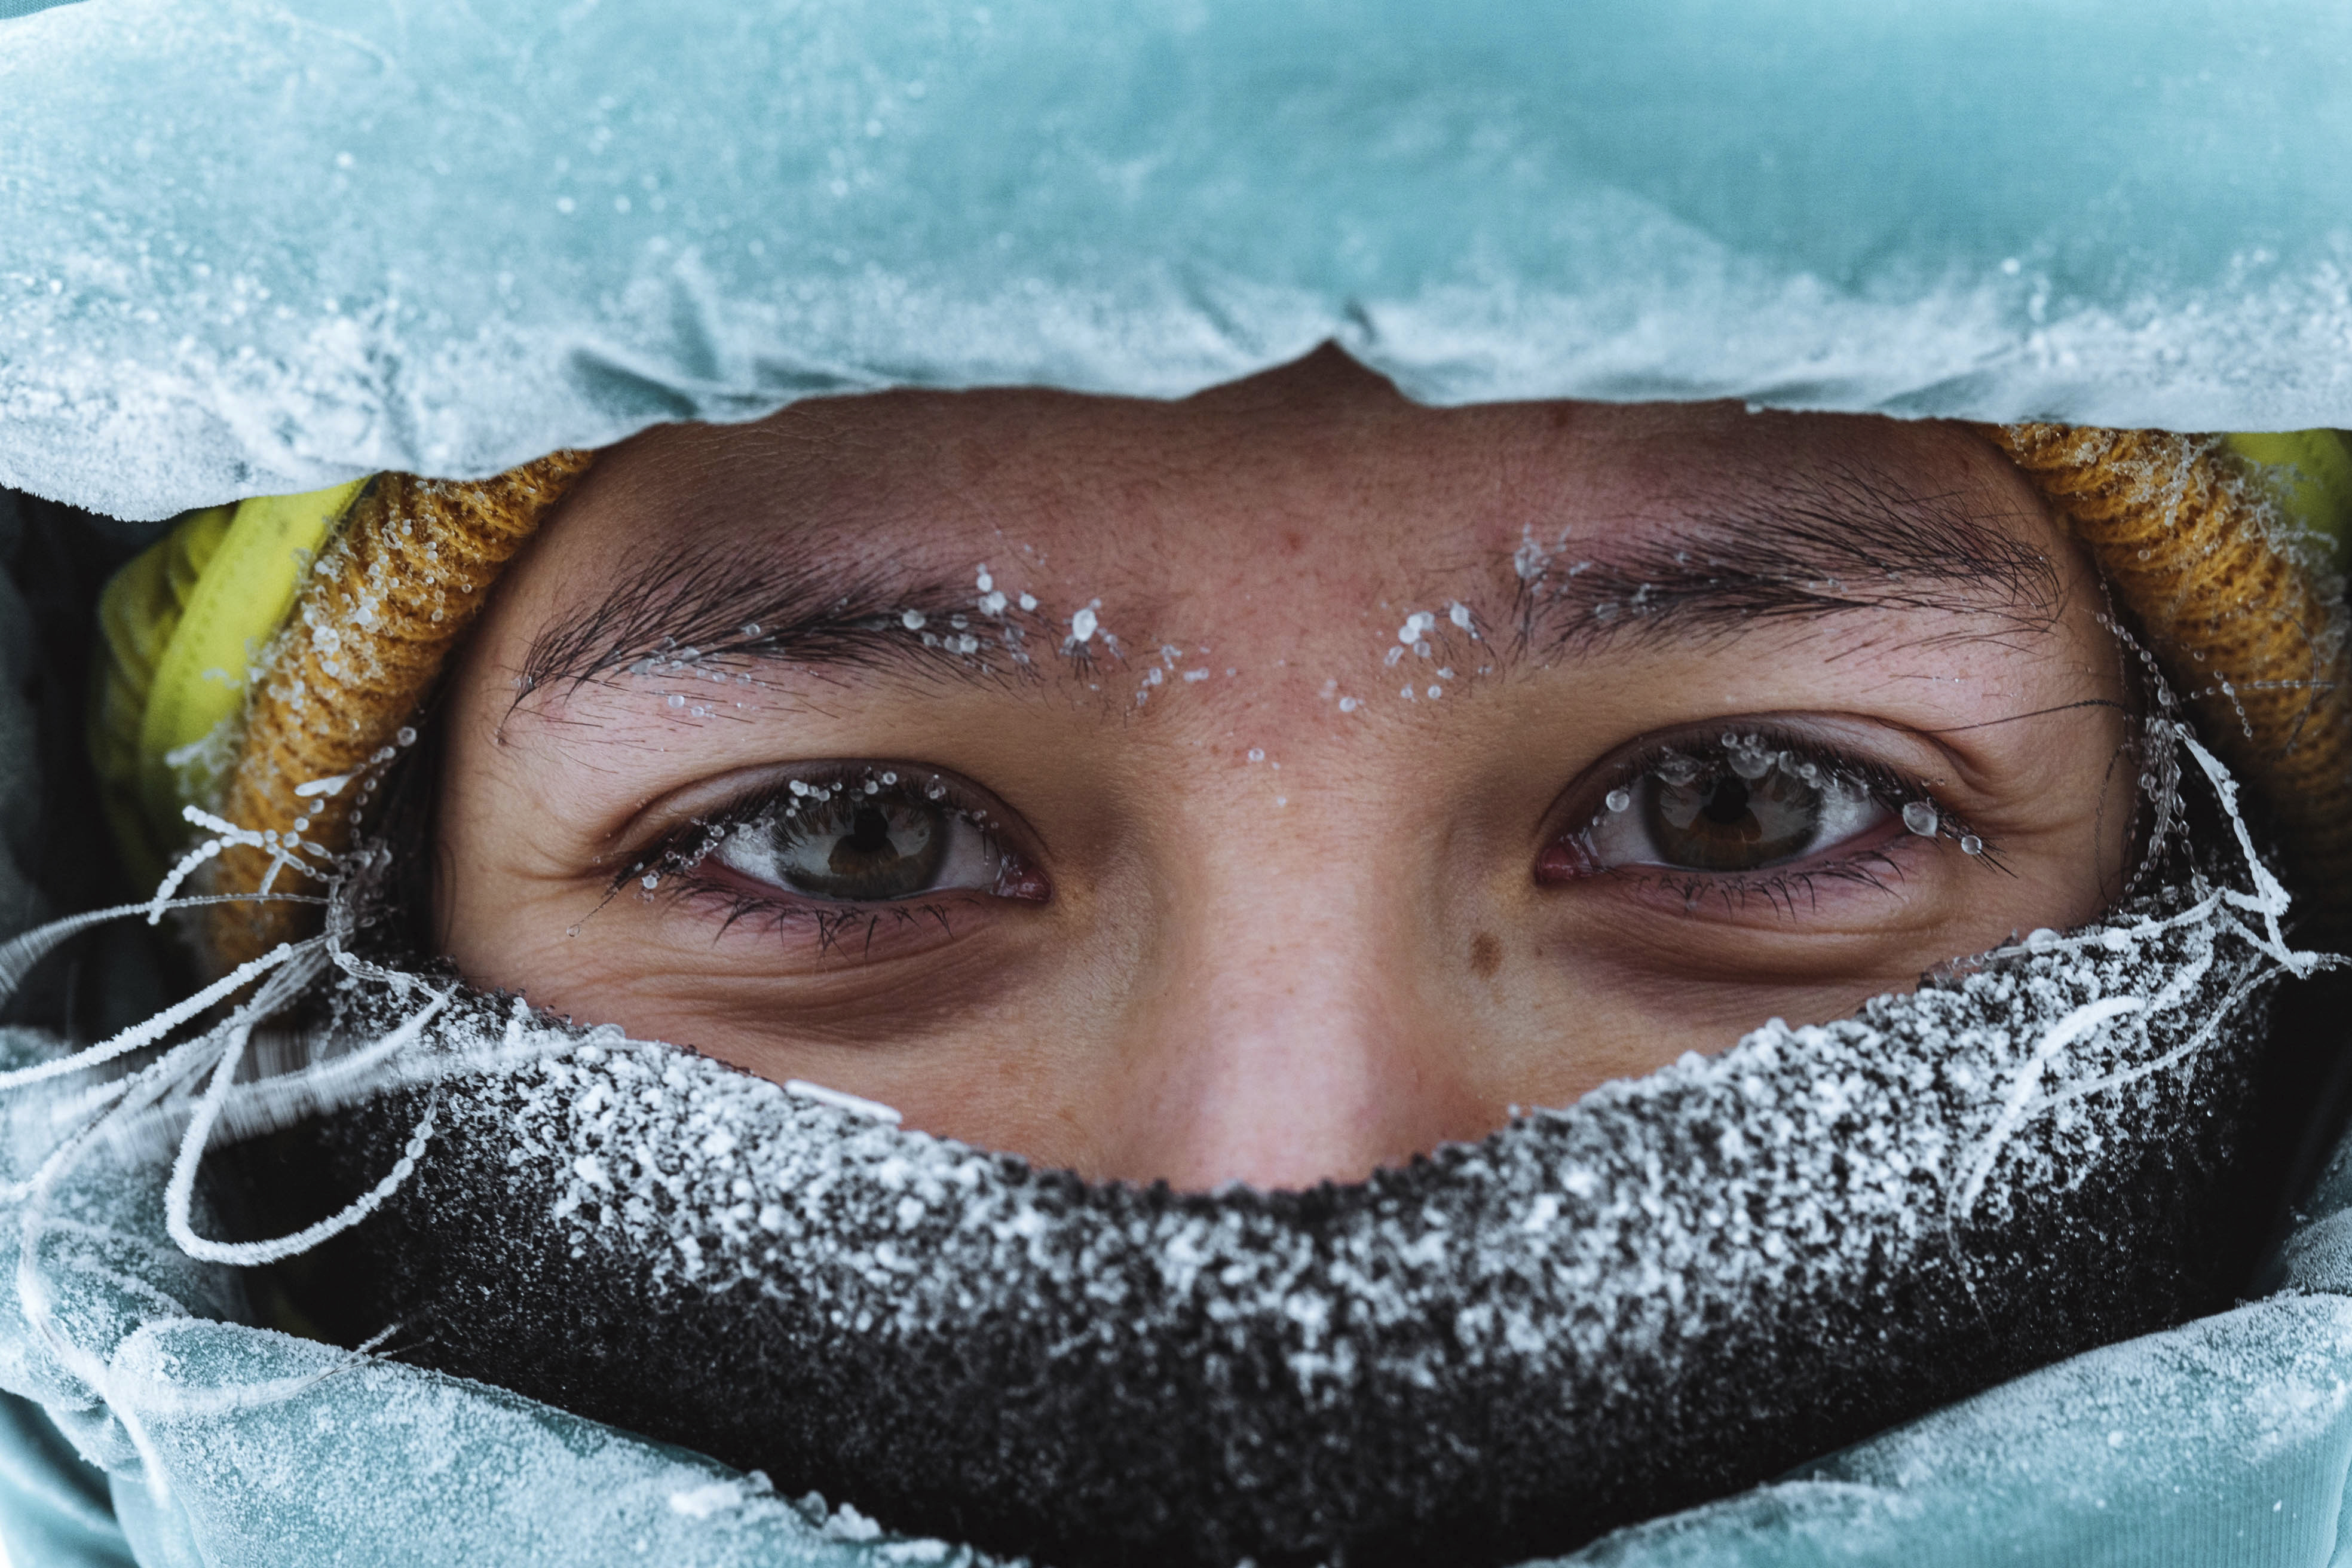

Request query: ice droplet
[
  {"left": 1397, "top": 610, "right": 1435, "bottom": 645},
  {"left": 2025, "top": 927, "right": 2060, "bottom": 948},
  {"left": 1448, "top": 602, "right": 1473, "bottom": 630},
  {"left": 1247, "top": 748, "right": 1265, "bottom": 762},
  {"left": 1018, "top": 593, "right": 1038, "bottom": 612},
  {"left": 641, "top": 872, "right": 660, "bottom": 890},
  {"left": 1337, "top": 696, "right": 1360, "bottom": 712},
  {"left": 667, "top": 693, "right": 685, "bottom": 709},
  {"left": 1426, "top": 685, "right": 1443, "bottom": 699},
  {"left": 1901, "top": 801, "right": 1938, "bottom": 836},
  {"left": 1959, "top": 834, "right": 1983, "bottom": 855},
  {"left": 901, "top": 609, "right": 927, "bottom": 630},
  {"left": 1070, "top": 607, "right": 1098, "bottom": 642},
  {"left": 1655, "top": 754, "right": 1699, "bottom": 787},
  {"left": 1605, "top": 787, "right": 1632, "bottom": 813}
]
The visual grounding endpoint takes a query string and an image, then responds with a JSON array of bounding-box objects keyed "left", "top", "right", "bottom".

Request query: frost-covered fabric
[
  {"left": 271, "top": 871, "right": 2271, "bottom": 1567},
  {"left": 5, "top": 0, "right": 2352, "bottom": 519},
  {"left": 0, "top": 846, "right": 2348, "bottom": 1568},
  {"left": 0, "top": 725, "right": 2339, "bottom": 1568}
]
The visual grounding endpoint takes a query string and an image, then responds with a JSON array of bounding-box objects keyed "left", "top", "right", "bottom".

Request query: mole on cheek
[{"left": 1469, "top": 932, "right": 1502, "bottom": 979}]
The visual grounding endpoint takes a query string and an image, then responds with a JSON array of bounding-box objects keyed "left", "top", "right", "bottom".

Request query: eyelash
[
  {"left": 604, "top": 765, "right": 1021, "bottom": 951},
  {"left": 1572, "top": 725, "right": 2002, "bottom": 912},
  {"left": 602, "top": 727, "right": 1990, "bottom": 943}
]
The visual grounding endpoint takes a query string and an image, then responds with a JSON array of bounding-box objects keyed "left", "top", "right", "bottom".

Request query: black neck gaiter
[{"left": 236, "top": 823, "right": 2294, "bottom": 1568}]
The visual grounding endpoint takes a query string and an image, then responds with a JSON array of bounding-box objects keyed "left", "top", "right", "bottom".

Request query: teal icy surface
[{"left": 3, "top": 0, "right": 2352, "bottom": 517}]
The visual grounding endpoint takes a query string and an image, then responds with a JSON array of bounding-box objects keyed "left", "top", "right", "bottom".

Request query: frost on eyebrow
[
  {"left": 507, "top": 540, "right": 1148, "bottom": 717},
  {"left": 1505, "top": 463, "right": 2066, "bottom": 657}
]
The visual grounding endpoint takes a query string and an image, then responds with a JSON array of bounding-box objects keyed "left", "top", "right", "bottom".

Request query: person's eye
[
  {"left": 1538, "top": 728, "right": 1970, "bottom": 883},
  {"left": 718, "top": 786, "right": 998, "bottom": 902},
  {"left": 625, "top": 765, "right": 1048, "bottom": 911}
]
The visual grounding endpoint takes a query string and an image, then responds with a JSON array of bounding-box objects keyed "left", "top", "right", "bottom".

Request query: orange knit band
[
  {"left": 1988, "top": 425, "right": 2352, "bottom": 914},
  {"left": 206, "top": 452, "right": 595, "bottom": 969}
]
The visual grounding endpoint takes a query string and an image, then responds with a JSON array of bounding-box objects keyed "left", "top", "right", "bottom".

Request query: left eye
[
  {"left": 1563, "top": 740, "right": 1894, "bottom": 876},
  {"left": 714, "top": 786, "right": 1007, "bottom": 902}
]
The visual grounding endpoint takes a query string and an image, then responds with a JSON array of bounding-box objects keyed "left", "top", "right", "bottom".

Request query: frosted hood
[{"left": 4, "top": 0, "right": 2352, "bottom": 520}]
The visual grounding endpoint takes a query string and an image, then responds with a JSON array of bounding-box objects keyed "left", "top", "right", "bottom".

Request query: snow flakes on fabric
[{"left": 275, "top": 852, "right": 2283, "bottom": 1566}]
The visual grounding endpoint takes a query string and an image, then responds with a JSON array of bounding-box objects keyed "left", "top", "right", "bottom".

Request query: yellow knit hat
[
  {"left": 88, "top": 427, "right": 2352, "bottom": 972},
  {"left": 91, "top": 452, "right": 594, "bottom": 967}
]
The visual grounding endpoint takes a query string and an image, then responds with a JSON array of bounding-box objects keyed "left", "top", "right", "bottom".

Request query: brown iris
[
  {"left": 771, "top": 799, "right": 948, "bottom": 899},
  {"left": 1643, "top": 766, "right": 1823, "bottom": 871}
]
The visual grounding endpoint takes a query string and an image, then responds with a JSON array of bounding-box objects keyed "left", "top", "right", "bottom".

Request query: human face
[{"left": 434, "top": 350, "right": 2133, "bottom": 1190}]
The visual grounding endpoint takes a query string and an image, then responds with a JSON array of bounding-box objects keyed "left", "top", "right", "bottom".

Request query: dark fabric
[{"left": 231, "top": 873, "right": 2274, "bottom": 1568}]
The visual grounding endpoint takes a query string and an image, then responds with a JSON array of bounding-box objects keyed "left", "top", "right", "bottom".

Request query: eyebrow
[
  {"left": 513, "top": 543, "right": 1116, "bottom": 710},
  {"left": 517, "top": 461, "right": 2063, "bottom": 705},
  {"left": 1509, "top": 466, "right": 2064, "bottom": 657}
]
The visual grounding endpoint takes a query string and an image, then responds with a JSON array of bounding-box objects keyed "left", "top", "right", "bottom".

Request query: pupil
[
  {"left": 1640, "top": 757, "right": 1826, "bottom": 872},
  {"left": 756, "top": 794, "right": 953, "bottom": 901},
  {"left": 1701, "top": 777, "right": 1751, "bottom": 826},
  {"left": 847, "top": 806, "right": 893, "bottom": 853}
]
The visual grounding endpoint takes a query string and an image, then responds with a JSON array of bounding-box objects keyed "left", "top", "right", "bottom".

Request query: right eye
[
  {"left": 1616, "top": 752, "right": 1886, "bottom": 872},
  {"left": 710, "top": 773, "right": 1020, "bottom": 904},
  {"left": 1545, "top": 731, "right": 1916, "bottom": 881}
]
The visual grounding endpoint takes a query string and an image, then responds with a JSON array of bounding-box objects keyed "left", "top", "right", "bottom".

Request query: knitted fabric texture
[
  {"left": 207, "top": 452, "right": 594, "bottom": 968},
  {"left": 1989, "top": 425, "right": 2352, "bottom": 914}
]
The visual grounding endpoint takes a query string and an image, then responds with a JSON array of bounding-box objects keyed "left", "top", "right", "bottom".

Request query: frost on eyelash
[
  {"left": 614, "top": 767, "right": 1007, "bottom": 918},
  {"left": 1580, "top": 728, "right": 1947, "bottom": 865}
]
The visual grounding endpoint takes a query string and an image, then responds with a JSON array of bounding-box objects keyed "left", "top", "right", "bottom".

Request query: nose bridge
[{"left": 1097, "top": 800, "right": 1484, "bottom": 1191}]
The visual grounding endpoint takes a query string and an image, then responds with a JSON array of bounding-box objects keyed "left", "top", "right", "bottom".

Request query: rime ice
[{"left": 295, "top": 844, "right": 2282, "bottom": 1568}]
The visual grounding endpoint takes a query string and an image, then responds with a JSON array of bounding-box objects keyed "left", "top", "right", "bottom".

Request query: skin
[{"left": 434, "top": 349, "right": 2134, "bottom": 1191}]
